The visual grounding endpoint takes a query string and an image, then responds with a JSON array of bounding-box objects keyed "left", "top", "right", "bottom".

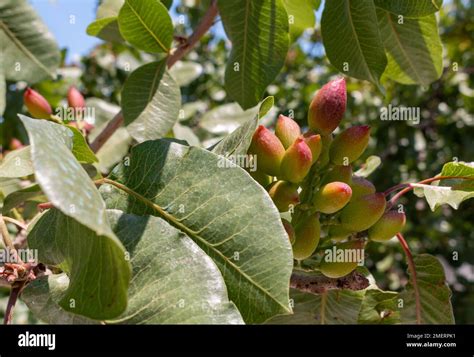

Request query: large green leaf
[
  {"left": 27, "top": 209, "right": 131, "bottom": 320},
  {"left": 107, "top": 210, "right": 244, "bottom": 324},
  {"left": 100, "top": 140, "right": 293, "bottom": 323},
  {"left": 19, "top": 115, "right": 114, "bottom": 237},
  {"left": 282, "top": 0, "right": 316, "bottom": 41},
  {"left": 23, "top": 210, "right": 243, "bottom": 324},
  {"left": 122, "top": 61, "right": 181, "bottom": 142},
  {"left": 374, "top": 0, "right": 443, "bottom": 17},
  {"left": 211, "top": 96, "right": 273, "bottom": 157},
  {"left": 86, "top": 0, "right": 124, "bottom": 43},
  {"left": 218, "top": 0, "right": 289, "bottom": 109},
  {"left": 21, "top": 274, "right": 99, "bottom": 324},
  {"left": 0, "top": 0, "right": 60, "bottom": 83},
  {"left": 321, "top": 0, "right": 387, "bottom": 88},
  {"left": 0, "top": 146, "right": 34, "bottom": 178},
  {"left": 399, "top": 254, "right": 454, "bottom": 324},
  {"left": 377, "top": 11, "right": 442, "bottom": 85},
  {"left": 117, "top": 0, "right": 173, "bottom": 53},
  {"left": 413, "top": 161, "right": 474, "bottom": 211}
]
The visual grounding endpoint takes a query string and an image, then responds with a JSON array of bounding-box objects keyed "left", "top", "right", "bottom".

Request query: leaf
[
  {"left": 169, "top": 61, "right": 204, "bottom": 87},
  {"left": 96, "top": 128, "right": 133, "bottom": 172},
  {"left": 358, "top": 289, "right": 400, "bottom": 324},
  {"left": 440, "top": 161, "right": 474, "bottom": 178},
  {"left": 218, "top": 0, "right": 289, "bottom": 109},
  {"left": 1, "top": 184, "right": 44, "bottom": 213},
  {"left": 19, "top": 115, "right": 114, "bottom": 237},
  {"left": 87, "top": 17, "right": 124, "bottom": 43},
  {"left": 399, "top": 254, "right": 454, "bottom": 324},
  {"left": 282, "top": 0, "right": 316, "bottom": 41},
  {"left": 354, "top": 155, "right": 381, "bottom": 177},
  {"left": 68, "top": 126, "right": 98, "bottom": 164},
  {"left": 100, "top": 140, "right": 293, "bottom": 323},
  {"left": 122, "top": 61, "right": 181, "bottom": 142},
  {"left": 211, "top": 96, "right": 273, "bottom": 157},
  {"left": 21, "top": 274, "right": 99, "bottom": 324},
  {"left": 107, "top": 210, "right": 244, "bottom": 324},
  {"left": 0, "top": 146, "right": 34, "bottom": 178},
  {"left": 321, "top": 0, "right": 387, "bottom": 89},
  {"left": 117, "top": 0, "right": 173, "bottom": 53},
  {"left": 199, "top": 103, "right": 259, "bottom": 135},
  {"left": 377, "top": 11, "right": 442, "bottom": 85},
  {"left": 27, "top": 209, "right": 131, "bottom": 320},
  {"left": 374, "top": 0, "right": 443, "bottom": 17},
  {"left": 0, "top": 0, "right": 60, "bottom": 83}
]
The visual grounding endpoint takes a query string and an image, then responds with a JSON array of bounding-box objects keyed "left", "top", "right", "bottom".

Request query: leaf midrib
[
  {"left": 0, "top": 21, "right": 54, "bottom": 78},
  {"left": 101, "top": 177, "right": 292, "bottom": 315},
  {"left": 125, "top": 0, "right": 170, "bottom": 53}
]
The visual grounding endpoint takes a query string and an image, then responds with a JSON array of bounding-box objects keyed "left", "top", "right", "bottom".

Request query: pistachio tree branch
[
  {"left": 290, "top": 270, "right": 369, "bottom": 295},
  {"left": 396, "top": 232, "right": 421, "bottom": 324},
  {"left": 3, "top": 282, "right": 25, "bottom": 325},
  {"left": 90, "top": 1, "right": 219, "bottom": 154}
]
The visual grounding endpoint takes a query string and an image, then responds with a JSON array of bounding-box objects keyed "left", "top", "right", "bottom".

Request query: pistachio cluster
[{"left": 247, "top": 78, "right": 406, "bottom": 278}]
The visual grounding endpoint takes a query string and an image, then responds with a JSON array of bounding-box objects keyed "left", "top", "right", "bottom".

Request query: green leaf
[
  {"left": 118, "top": 0, "right": 173, "bottom": 53},
  {"left": 354, "top": 155, "right": 381, "bottom": 177},
  {"left": 377, "top": 11, "right": 442, "bottom": 85},
  {"left": 0, "top": 146, "right": 34, "bottom": 178},
  {"left": 0, "top": 0, "right": 60, "bottom": 83},
  {"left": 374, "top": 0, "right": 443, "bottom": 17},
  {"left": 27, "top": 209, "right": 131, "bottom": 320},
  {"left": 19, "top": 115, "right": 114, "bottom": 237},
  {"left": 211, "top": 97, "right": 273, "bottom": 157},
  {"left": 199, "top": 103, "right": 259, "bottom": 135},
  {"left": 68, "top": 126, "right": 98, "bottom": 164},
  {"left": 358, "top": 289, "right": 400, "bottom": 324},
  {"left": 218, "top": 0, "right": 289, "bottom": 109},
  {"left": 282, "top": 0, "right": 316, "bottom": 41},
  {"left": 100, "top": 140, "right": 294, "bottom": 323},
  {"left": 21, "top": 274, "right": 99, "bottom": 324},
  {"left": 440, "top": 161, "right": 474, "bottom": 178},
  {"left": 321, "top": 0, "right": 387, "bottom": 88},
  {"left": 169, "top": 61, "right": 204, "bottom": 87},
  {"left": 87, "top": 17, "right": 124, "bottom": 43},
  {"left": 1, "top": 184, "right": 44, "bottom": 213},
  {"left": 122, "top": 61, "right": 181, "bottom": 142},
  {"left": 399, "top": 254, "right": 454, "bottom": 324},
  {"left": 107, "top": 210, "right": 244, "bottom": 324}
]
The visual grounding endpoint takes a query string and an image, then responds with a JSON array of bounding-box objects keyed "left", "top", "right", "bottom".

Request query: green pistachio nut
[
  {"left": 268, "top": 180, "right": 300, "bottom": 212},
  {"left": 350, "top": 176, "right": 376, "bottom": 199},
  {"left": 329, "top": 125, "right": 371, "bottom": 165},
  {"left": 292, "top": 214, "right": 321, "bottom": 260},
  {"left": 248, "top": 125, "right": 285, "bottom": 176},
  {"left": 312, "top": 182, "right": 352, "bottom": 214},
  {"left": 282, "top": 218, "right": 296, "bottom": 245},
  {"left": 340, "top": 193, "right": 386, "bottom": 232},
  {"left": 320, "top": 165, "right": 353, "bottom": 185},
  {"left": 302, "top": 132, "right": 322, "bottom": 164},
  {"left": 368, "top": 210, "right": 406, "bottom": 242},
  {"left": 320, "top": 240, "right": 364, "bottom": 278},
  {"left": 275, "top": 114, "right": 301, "bottom": 149},
  {"left": 280, "top": 137, "right": 313, "bottom": 183}
]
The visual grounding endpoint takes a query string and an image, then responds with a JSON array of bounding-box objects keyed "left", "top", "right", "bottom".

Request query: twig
[
  {"left": 397, "top": 232, "right": 421, "bottom": 324},
  {"left": 3, "top": 282, "right": 25, "bottom": 325},
  {"left": 1, "top": 216, "right": 27, "bottom": 231},
  {"left": 0, "top": 215, "right": 16, "bottom": 253},
  {"left": 290, "top": 270, "right": 369, "bottom": 295},
  {"left": 89, "top": 1, "right": 219, "bottom": 154}
]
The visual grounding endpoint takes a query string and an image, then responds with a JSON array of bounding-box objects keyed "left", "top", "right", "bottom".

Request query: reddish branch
[
  {"left": 4, "top": 283, "right": 24, "bottom": 324},
  {"left": 89, "top": 0, "right": 219, "bottom": 154},
  {"left": 396, "top": 232, "right": 421, "bottom": 324}
]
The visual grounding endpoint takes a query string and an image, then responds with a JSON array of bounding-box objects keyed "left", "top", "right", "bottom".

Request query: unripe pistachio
[
  {"left": 67, "top": 86, "right": 85, "bottom": 109},
  {"left": 312, "top": 182, "right": 352, "bottom": 214},
  {"left": 292, "top": 214, "right": 321, "bottom": 260},
  {"left": 268, "top": 180, "right": 300, "bottom": 212},
  {"left": 320, "top": 165, "right": 353, "bottom": 185},
  {"left": 328, "top": 225, "right": 354, "bottom": 242},
  {"left": 350, "top": 176, "right": 376, "bottom": 200},
  {"left": 340, "top": 193, "right": 386, "bottom": 232},
  {"left": 282, "top": 218, "right": 296, "bottom": 245},
  {"left": 23, "top": 88, "right": 52, "bottom": 119},
  {"left": 280, "top": 138, "right": 312, "bottom": 183},
  {"left": 368, "top": 210, "right": 406, "bottom": 242},
  {"left": 320, "top": 240, "right": 363, "bottom": 278},
  {"left": 308, "top": 77, "right": 346, "bottom": 135},
  {"left": 302, "top": 132, "right": 322, "bottom": 164},
  {"left": 248, "top": 169, "right": 272, "bottom": 187},
  {"left": 329, "top": 125, "right": 371, "bottom": 165},
  {"left": 248, "top": 125, "right": 285, "bottom": 176},
  {"left": 275, "top": 114, "right": 301, "bottom": 149}
]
